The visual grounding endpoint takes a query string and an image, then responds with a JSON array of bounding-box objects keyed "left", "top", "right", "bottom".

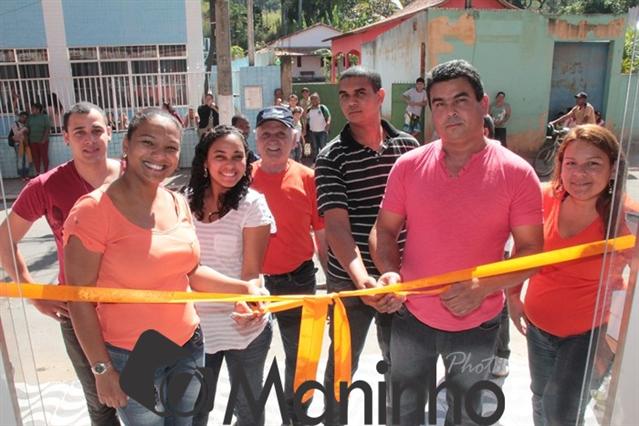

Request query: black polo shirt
[{"left": 315, "top": 120, "right": 419, "bottom": 281}]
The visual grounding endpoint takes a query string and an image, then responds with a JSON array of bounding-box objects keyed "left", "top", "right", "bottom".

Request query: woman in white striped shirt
[{"left": 188, "top": 125, "right": 275, "bottom": 426}]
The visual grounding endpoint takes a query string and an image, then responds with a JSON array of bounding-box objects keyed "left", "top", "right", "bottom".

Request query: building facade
[
  {"left": 0, "top": 0, "right": 205, "bottom": 133},
  {"left": 360, "top": 8, "right": 636, "bottom": 156}
]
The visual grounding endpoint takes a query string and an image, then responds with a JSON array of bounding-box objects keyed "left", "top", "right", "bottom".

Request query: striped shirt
[
  {"left": 194, "top": 189, "right": 276, "bottom": 354},
  {"left": 315, "top": 120, "right": 419, "bottom": 281}
]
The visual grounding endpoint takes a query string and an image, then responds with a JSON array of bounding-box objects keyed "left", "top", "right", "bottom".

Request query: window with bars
[
  {"left": 69, "top": 44, "right": 188, "bottom": 112},
  {"left": 0, "top": 48, "right": 51, "bottom": 117}
]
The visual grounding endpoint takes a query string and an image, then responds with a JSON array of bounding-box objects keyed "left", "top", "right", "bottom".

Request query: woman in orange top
[
  {"left": 63, "top": 108, "right": 264, "bottom": 426},
  {"left": 509, "top": 124, "right": 632, "bottom": 426}
]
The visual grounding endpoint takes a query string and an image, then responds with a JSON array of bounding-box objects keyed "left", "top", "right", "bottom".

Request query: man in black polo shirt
[
  {"left": 314, "top": 66, "right": 419, "bottom": 425},
  {"left": 197, "top": 92, "right": 219, "bottom": 138}
]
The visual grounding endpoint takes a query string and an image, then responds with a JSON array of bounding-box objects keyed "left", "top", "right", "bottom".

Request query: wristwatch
[{"left": 91, "top": 361, "right": 112, "bottom": 375}]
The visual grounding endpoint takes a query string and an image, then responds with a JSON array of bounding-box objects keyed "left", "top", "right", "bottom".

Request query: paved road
[{"left": 2, "top": 165, "right": 638, "bottom": 425}]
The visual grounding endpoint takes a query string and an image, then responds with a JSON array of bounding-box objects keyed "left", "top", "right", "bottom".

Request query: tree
[
  {"left": 331, "top": 0, "right": 404, "bottom": 31},
  {"left": 231, "top": 45, "right": 246, "bottom": 59},
  {"left": 510, "top": 0, "right": 638, "bottom": 14},
  {"left": 623, "top": 29, "right": 639, "bottom": 74}
]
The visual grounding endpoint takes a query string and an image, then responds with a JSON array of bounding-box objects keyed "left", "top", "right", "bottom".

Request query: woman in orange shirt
[
  {"left": 63, "top": 108, "right": 264, "bottom": 426},
  {"left": 509, "top": 124, "right": 632, "bottom": 426}
]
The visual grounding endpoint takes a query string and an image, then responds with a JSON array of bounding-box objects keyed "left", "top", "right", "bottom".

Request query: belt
[{"left": 265, "top": 259, "right": 314, "bottom": 280}]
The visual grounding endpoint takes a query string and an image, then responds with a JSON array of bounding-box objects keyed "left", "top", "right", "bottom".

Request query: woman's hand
[
  {"left": 96, "top": 370, "right": 128, "bottom": 408},
  {"left": 508, "top": 293, "right": 528, "bottom": 335},
  {"left": 231, "top": 279, "right": 268, "bottom": 327},
  {"left": 231, "top": 301, "right": 265, "bottom": 327}
]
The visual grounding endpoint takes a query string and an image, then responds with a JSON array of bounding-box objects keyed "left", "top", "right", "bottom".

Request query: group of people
[
  {"left": 273, "top": 87, "right": 332, "bottom": 163},
  {"left": 0, "top": 59, "right": 631, "bottom": 426},
  {"left": 402, "top": 77, "right": 513, "bottom": 150},
  {"left": 8, "top": 101, "right": 53, "bottom": 179}
]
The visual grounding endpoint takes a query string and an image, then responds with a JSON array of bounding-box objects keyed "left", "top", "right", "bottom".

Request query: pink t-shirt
[
  {"left": 382, "top": 139, "right": 542, "bottom": 331},
  {"left": 12, "top": 161, "right": 94, "bottom": 284}
]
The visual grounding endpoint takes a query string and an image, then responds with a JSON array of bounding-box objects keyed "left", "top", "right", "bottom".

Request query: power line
[{"left": 0, "top": 1, "right": 42, "bottom": 19}]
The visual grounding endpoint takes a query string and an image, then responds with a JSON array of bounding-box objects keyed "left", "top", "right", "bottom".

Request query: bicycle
[{"left": 533, "top": 124, "right": 569, "bottom": 178}]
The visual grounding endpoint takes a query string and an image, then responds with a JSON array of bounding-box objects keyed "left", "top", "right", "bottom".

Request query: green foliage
[
  {"left": 623, "top": 29, "right": 639, "bottom": 74},
  {"left": 202, "top": 1, "right": 211, "bottom": 38},
  {"left": 330, "top": 0, "right": 404, "bottom": 32},
  {"left": 277, "top": 0, "right": 405, "bottom": 33},
  {"left": 510, "top": 0, "right": 638, "bottom": 14},
  {"left": 231, "top": 45, "right": 246, "bottom": 59}
]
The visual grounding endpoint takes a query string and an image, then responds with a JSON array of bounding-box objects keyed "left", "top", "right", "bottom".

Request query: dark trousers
[
  {"left": 60, "top": 320, "right": 120, "bottom": 426},
  {"left": 192, "top": 323, "right": 273, "bottom": 426},
  {"left": 265, "top": 259, "right": 317, "bottom": 425},
  {"left": 29, "top": 140, "right": 49, "bottom": 174},
  {"left": 527, "top": 323, "right": 610, "bottom": 426},
  {"left": 390, "top": 308, "right": 500, "bottom": 426},
  {"left": 494, "top": 128, "right": 507, "bottom": 147},
  {"left": 307, "top": 131, "right": 328, "bottom": 162},
  {"left": 495, "top": 303, "right": 511, "bottom": 359},
  {"left": 322, "top": 275, "right": 392, "bottom": 426}
]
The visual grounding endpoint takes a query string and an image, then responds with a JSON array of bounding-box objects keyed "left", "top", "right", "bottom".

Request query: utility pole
[
  {"left": 204, "top": 0, "right": 217, "bottom": 97},
  {"left": 215, "top": 0, "right": 233, "bottom": 124},
  {"left": 247, "top": 0, "right": 255, "bottom": 66}
]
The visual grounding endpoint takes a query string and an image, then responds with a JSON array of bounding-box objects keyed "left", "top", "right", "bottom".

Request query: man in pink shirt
[
  {"left": 370, "top": 60, "right": 543, "bottom": 425},
  {"left": 0, "top": 102, "right": 121, "bottom": 425}
]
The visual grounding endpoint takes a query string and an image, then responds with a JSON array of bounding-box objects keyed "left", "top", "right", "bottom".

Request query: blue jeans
[
  {"left": 265, "top": 259, "right": 317, "bottom": 425},
  {"left": 495, "top": 304, "right": 511, "bottom": 359},
  {"left": 60, "top": 320, "right": 120, "bottom": 425},
  {"left": 192, "top": 322, "right": 273, "bottom": 426},
  {"left": 390, "top": 307, "right": 500, "bottom": 426},
  {"left": 307, "top": 130, "right": 328, "bottom": 161},
  {"left": 107, "top": 327, "right": 204, "bottom": 426},
  {"left": 322, "top": 275, "right": 392, "bottom": 426},
  {"left": 527, "top": 323, "right": 607, "bottom": 426}
]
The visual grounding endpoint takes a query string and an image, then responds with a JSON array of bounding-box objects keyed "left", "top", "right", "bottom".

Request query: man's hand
[
  {"left": 440, "top": 279, "right": 488, "bottom": 317},
  {"left": 31, "top": 300, "right": 69, "bottom": 322},
  {"left": 508, "top": 293, "right": 528, "bottom": 335},
  {"left": 96, "top": 370, "right": 128, "bottom": 408},
  {"left": 359, "top": 275, "right": 404, "bottom": 314}
]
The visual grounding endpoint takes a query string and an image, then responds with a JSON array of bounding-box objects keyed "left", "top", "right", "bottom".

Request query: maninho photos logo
[{"left": 120, "top": 330, "right": 505, "bottom": 425}]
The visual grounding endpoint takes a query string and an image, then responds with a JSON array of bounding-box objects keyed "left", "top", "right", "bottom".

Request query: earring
[
  {"left": 204, "top": 168, "right": 208, "bottom": 178},
  {"left": 608, "top": 180, "right": 614, "bottom": 195}
]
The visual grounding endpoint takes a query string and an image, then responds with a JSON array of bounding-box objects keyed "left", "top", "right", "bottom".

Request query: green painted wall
[
  {"left": 365, "top": 8, "right": 634, "bottom": 158},
  {"left": 391, "top": 83, "right": 428, "bottom": 141},
  {"left": 292, "top": 82, "right": 346, "bottom": 141}
]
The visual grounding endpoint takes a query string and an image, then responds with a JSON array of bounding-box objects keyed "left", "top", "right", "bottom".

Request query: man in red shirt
[
  {"left": 251, "top": 106, "right": 327, "bottom": 425},
  {"left": 0, "top": 102, "right": 121, "bottom": 425}
]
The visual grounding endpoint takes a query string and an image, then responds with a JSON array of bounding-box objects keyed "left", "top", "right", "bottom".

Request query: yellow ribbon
[{"left": 1, "top": 235, "right": 635, "bottom": 403}]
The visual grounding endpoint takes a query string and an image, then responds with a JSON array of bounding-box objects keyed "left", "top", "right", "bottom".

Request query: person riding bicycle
[{"left": 550, "top": 91, "right": 596, "bottom": 128}]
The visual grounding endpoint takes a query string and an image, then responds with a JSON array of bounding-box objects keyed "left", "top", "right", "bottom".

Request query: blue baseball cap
[{"left": 256, "top": 106, "right": 294, "bottom": 129}]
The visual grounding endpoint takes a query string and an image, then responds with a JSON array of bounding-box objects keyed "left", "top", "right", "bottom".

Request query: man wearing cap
[
  {"left": 550, "top": 91, "right": 596, "bottom": 127},
  {"left": 250, "top": 106, "right": 328, "bottom": 425}
]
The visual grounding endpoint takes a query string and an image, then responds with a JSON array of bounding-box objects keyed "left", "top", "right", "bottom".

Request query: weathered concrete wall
[
  {"left": 363, "top": 8, "right": 632, "bottom": 158},
  {"left": 362, "top": 11, "right": 429, "bottom": 117}
]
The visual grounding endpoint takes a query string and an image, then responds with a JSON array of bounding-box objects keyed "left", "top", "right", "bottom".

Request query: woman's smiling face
[{"left": 123, "top": 114, "right": 181, "bottom": 185}]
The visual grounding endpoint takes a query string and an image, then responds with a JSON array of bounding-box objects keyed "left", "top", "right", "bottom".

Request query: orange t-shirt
[
  {"left": 251, "top": 160, "right": 324, "bottom": 275},
  {"left": 63, "top": 188, "right": 200, "bottom": 351},
  {"left": 525, "top": 186, "right": 633, "bottom": 337}
]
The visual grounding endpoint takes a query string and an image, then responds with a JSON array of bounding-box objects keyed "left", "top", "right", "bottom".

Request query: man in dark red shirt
[{"left": 0, "top": 102, "right": 122, "bottom": 425}]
